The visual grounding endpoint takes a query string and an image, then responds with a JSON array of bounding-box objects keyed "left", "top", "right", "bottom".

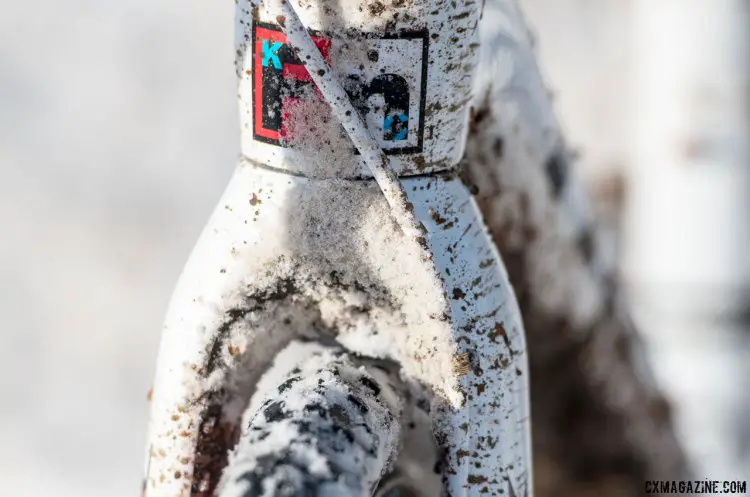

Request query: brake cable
[{"left": 276, "top": 0, "right": 430, "bottom": 246}]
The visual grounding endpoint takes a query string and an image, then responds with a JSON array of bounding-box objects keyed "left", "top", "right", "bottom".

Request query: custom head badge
[{"left": 252, "top": 21, "right": 428, "bottom": 154}]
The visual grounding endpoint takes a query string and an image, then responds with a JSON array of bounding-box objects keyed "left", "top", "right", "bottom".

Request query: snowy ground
[{"left": 0, "top": 1, "right": 746, "bottom": 496}]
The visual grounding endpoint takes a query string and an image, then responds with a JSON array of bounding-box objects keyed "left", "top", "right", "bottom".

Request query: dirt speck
[
  {"left": 412, "top": 155, "right": 428, "bottom": 171},
  {"left": 367, "top": 1, "right": 386, "bottom": 16},
  {"left": 431, "top": 210, "right": 448, "bottom": 225},
  {"left": 452, "top": 353, "right": 471, "bottom": 376}
]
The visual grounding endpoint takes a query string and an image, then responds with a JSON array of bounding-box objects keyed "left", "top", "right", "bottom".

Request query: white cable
[{"left": 278, "top": 0, "right": 428, "bottom": 243}]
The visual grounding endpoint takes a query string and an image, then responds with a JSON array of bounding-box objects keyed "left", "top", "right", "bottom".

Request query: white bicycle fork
[{"left": 143, "top": 0, "right": 533, "bottom": 495}]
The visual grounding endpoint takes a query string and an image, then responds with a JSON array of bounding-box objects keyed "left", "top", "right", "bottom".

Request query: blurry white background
[
  {"left": 1, "top": 2, "right": 236, "bottom": 495},
  {"left": 1, "top": 1, "right": 747, "bottom": 495}
]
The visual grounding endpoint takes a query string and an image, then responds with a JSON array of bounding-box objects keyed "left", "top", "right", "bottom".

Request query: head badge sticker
[{"left": 252, "top": 21, "right": 428, "bottom": 155}]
